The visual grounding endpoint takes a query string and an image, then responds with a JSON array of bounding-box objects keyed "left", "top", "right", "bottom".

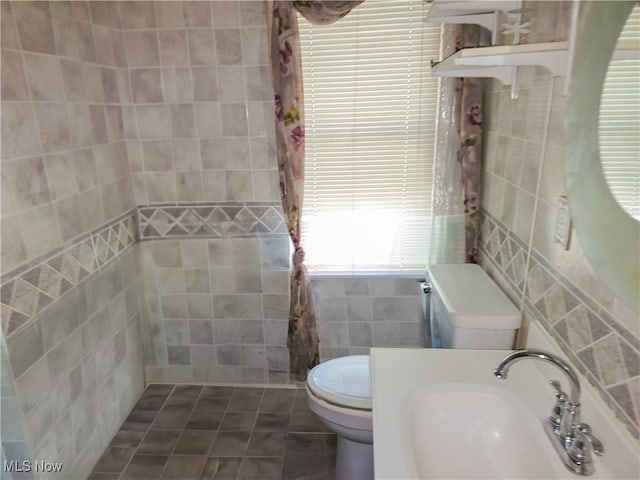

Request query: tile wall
[
  {"left": 1, "top": 1, "right": 135, "bottom": 273},
  {"left": 1, "top": 2, "right": 142, "bottom": 477},
  {"left": 140, "top": 231, "right": 292, "bottom": 386},
  {"left": 118, "top": 0, "right": 280, "bottom": 205},
  {"left": 479, "top": 1, "right": 640, "bottom": 438},
  {"left": 2, "top": 243, "right": 144, "bottom": 480},
  {"left": 311, "top": 277, "right": 426, "bottom": 361}
]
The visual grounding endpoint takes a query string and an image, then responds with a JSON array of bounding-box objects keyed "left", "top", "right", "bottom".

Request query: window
[{"left": 298, "top": 0, "right": 441, "bottom": 273}]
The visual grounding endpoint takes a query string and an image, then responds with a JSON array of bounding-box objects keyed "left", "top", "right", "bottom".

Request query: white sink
[
  {"left": 371, "top": 323, "right": 640, "bottom": 480},
  {"left": 405, "top": 383, "right": 556, "bottom": 479}
]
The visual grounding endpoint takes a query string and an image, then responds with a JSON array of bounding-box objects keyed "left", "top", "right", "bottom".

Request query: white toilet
[{"left": 306, "top": 264, "right": 521, "bottom": 480}]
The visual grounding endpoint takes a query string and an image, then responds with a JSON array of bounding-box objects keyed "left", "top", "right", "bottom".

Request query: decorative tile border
[
  {"left": 480, "top": 209, "right": 640, "bottom": 438},
  {"left": 478, "top": 211, "right": 528, "bottom": 302},
  {"left": 1, "top": 212, "right": 138, "bottom": 337},
  {"left": 0, "top": 202, "right": 287, "bottom": 338},
  {"left": 138, "top": 202, "right": 287, "bottom": 239}
]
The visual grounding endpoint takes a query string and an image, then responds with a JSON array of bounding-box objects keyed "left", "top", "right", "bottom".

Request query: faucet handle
[
  {"left": 567, "top": 423, "right": 604, "bottom": 468},
  {"left": 576, "top": 424, "right": 604, "bottom": 456}
]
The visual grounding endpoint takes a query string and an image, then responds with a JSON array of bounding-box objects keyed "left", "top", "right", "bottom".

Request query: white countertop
[{"left": 371, "top": 322, "right": 640, "bottom": 479}]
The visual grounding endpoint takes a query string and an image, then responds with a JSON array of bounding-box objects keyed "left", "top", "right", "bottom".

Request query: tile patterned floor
[{"left": 88, "top": 385, "right": 337, "bottom": 480}]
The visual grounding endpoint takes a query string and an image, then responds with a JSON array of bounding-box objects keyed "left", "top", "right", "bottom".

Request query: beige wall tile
[
  {"left": 44, "top": 152, "right": 77, "bottom": 200},
  {"left": 1, "top": 216, "right": 27, "bottom": 271},
  {"left": 101, "top": 67, "right": 120, "bottom": 104},
  {"left": 1, "top": 2, "right": 21, "bottom": 49},
  {"left": 155, "top": 2, "right": 186, "bottom": 28},
  {"left": 89, "top": 1, "right": 122, "bottom": 29},
  {"left": 105, "top": 106, "right": 126, "bottom": 142},
  {"left": 1, "top": 49, "right": 29, "bottom": 101},
  {"left": 53, "top": 17, "right": 97, "bottom": 63},
  {"left": 215, "top": 29, "right": 242, "bottom": 65},
  {"left": 194, "top": 103, "right": 222, "bottom": 139},
  {"left": 12, "top": 2, "right": 57, "bottom": 55},
  {"left": 125, "top": 31, "right": 160, "bottom": 67},
  {"left": 245, "top": 66, "right": 273, "bottom": 101},
  {"left": 120, "top": 1, "right": 157, "bottom": 29},
  {"left": 218, "top": 67, "right": 247, "bottom": 103},
  {"left": 33, "top": 103, "right": 71, "bottom": 153},
  {"left": 142, "top": 140, "right": 174, "bottom": 172},
  {"left": 159, "top": 30, "right": 189, "bottom": 67},
  {"left": 188, "top": 30, "right": 216, "bottom": 66},
  {"left": 241, "top": 27, "right": 268, "bottom": 66},
  {"left": 212, "top": 2, "right": 240, "bottom": 28},
  {"left": 131, "top": 68, "right": 164, "bottom": 103},
  {"left": 222, "top": 139, "right": 250, "bottom": 168},
  {"left": 82, "top": 64, "right": 105, "bottom": 103},
  {"left": 225, "top": 170, "right": 253, "bottom": 201},
  {"left": 202, "top": 171, "right": 227, "bottom": 202},
  {"left": 146, "top": 172, "right": 177, "bottom": 203},
  {"left": 184, "top": 2, "right": 212, "bottom": 28},
  {"left": 136, "top": 105, "right": 171, "bottom": 139},
  {"left": 60, "top": 59, "right": 86, "bottom": 101},
  {"left": 162, "top": 67, "right": 194, "bottom": 103},
  {"left": 72, "top": 148, "right": 99, "bottom": 192},
  {"left": 112, "top": 29, "right": 128, "bottom": 68},
  {"left": 89, "top": 105, "right": 109, "bottom": 145},
  {"left": 18, "top": 203, "right": 61, "bottom": 261},
  {"left": 200, "top": 138, "right": 225, "bottom": 170},
  {"left": 170, "top": 104, "right": 196, "bottom": 138},
  {"left": 173, "top": 139, "right": 202, "bottom": 172},
  {"left": 220, "top": 103, "right": 248, "bottom": 137},
  {"left": 192, "top": 67, "right": 219, "bottom": 101},
  {"left": 176, "top": 172, "right": 204, "bottom": 202},
  {"left": 94, "top": 26, "right": 116, "bottom": 67},
  {"left": 117, "top": 69, "right": 131, "bottom": 104},
  {"left": 1, "top": 102, "right": 41, "bottom": 160}
]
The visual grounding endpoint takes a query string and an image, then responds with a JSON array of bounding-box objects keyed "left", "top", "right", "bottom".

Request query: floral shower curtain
[
  {"left": 430, "top": 24, "right": 487, "bottom": 265},
  {"left": 270, "top": 0, "right": 364, "bottom": 381},
  {"left": 453, "top": 24, "right": 488, "bottom": 264}
]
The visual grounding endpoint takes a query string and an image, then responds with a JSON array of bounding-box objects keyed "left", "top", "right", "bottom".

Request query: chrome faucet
[{"left": 494, "top": 349, "right": 604, "bottom": 476}]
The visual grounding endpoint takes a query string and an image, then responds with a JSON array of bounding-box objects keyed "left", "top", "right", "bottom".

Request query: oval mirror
[
  {"left": 599, "top": 6, "right": 640, "bottom": 220},
  {"left": 565, "top": 1, "right": 640, "bottom": 313}
]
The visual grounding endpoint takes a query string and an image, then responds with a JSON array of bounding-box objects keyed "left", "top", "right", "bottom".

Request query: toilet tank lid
[{"left": 427, "top": 264, "right": 520, "bottom": 329}]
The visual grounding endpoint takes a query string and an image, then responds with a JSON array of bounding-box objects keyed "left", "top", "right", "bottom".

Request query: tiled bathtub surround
[
  {"left": 2, "top": 245, "right": 145, "bottom": 479},
  {"left": 140, "top": 233, "right": 292, "bottom": 385},
  {"left": 1, "top": 1, "right": 136, "bottom": 273},
  {"left": 310, "top": 277, "right": 425, "bottom": 361},
  {"left": 479, "top": 0, "right": 639, "bottom": 439},
  {"left": 118, "top": 1, "right": 280, "bottom": 206}
]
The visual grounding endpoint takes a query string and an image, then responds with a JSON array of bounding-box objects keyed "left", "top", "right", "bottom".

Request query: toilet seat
[{"left": 307, "top": 355, "right": 372, "bottom": 410}]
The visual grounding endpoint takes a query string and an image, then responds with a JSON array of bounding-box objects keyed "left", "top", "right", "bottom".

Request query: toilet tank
[{"left": 426, "top": 264, "right": 520, "bottom": 350}]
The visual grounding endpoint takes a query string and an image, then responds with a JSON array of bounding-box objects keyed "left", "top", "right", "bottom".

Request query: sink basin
[{"left": 404, "top": 383, "right": 556, "bottom": 479}]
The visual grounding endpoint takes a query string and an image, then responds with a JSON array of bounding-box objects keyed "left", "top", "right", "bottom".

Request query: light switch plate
[{"left": 554, "top": 195, "right": 572, "bottom": 250}]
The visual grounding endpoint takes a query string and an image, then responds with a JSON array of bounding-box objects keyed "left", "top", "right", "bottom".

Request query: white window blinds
[
  {"left": 297, "top": 0, "right": 441, "bottom": 273},
  {"left": 599, "top": 4, "right": 640, "bottom": 219}
]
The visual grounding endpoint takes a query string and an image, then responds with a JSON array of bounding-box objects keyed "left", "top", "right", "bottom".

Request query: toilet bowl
[
  {"left": 306, "top": 355, "right": 373, "bottom": 480},
  {"left": 306, "top": 264, "right": 521, "bottom": 480}
]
